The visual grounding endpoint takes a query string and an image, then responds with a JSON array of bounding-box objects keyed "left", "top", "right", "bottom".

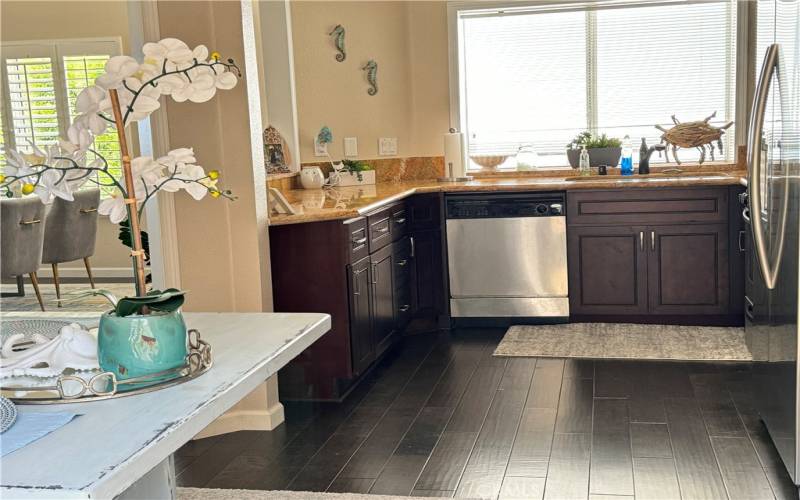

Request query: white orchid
[
  {"left": 158, "top": 163, "right": 209, "bottom": 200},
  {"left": 74, "top": 86, "right": 110, "bottom": 135},
  {"left": 142, "top": 38, "right": 194, "bottom": 69},
  {"left": 131, "top": 156, "right": 165, "bottom": 187},
  {"left": 95, "top": 56, "right": 140, "bottom": 90},
  {"left": 5, "top": 149, "right": 36, "bottom": 179},
  {"left": 216, "top": 71, "right": 238, "bottom": 90},
  {"left": 158, "top": 148, "right": 197, "bottom": 169},
  {"left": 98, "top": 180, "right": 147, "bottom": 224},
  {"left": 34, "top": 169, "right": 75, "bottom": 203},
  {"left": 113, "top": 77, "right": 162, "bottom": 122}
]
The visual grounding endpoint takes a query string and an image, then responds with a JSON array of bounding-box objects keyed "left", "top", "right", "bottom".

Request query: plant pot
[
  {"left": 98, "top": 309, "right": 188, "bottom": 386},
  {"left": 566, "top": 147, "right": 622, "bottom": 169}
]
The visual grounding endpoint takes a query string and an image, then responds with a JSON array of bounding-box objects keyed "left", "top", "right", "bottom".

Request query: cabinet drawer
[
  {"left": 392, "top": 237, "right": 413, "bottom": 290},
  {"left": 390, "top": 204, "right": 409, "bottom": 240},
  {"left": 344, "top": 217, "right": 369, "bottom": 264},
  {"left": 394, "top": 285, "right": 413, "bottom": 330},
  {"left": 568, "top": 188, "right": 729, "bottom": 226},
  {"left": 368, "top": 207, "right": 393, "bottom": 252}
]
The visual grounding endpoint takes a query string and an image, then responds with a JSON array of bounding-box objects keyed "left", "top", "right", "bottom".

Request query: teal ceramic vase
[{"left": 98, "top": 309, "right": 188, "bottom": 388}]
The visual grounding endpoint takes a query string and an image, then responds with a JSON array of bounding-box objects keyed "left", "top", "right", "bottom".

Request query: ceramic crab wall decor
[{"left": 655, "top": 111, "right": 733, "bottom": 164}]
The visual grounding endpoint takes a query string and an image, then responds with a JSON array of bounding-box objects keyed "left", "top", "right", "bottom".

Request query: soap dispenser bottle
[
  {"left": 579, "top": 146, "right": 590, "bottom": 176},
  {"left": 620, "top": 135, "right": 633, "bottom": 176}
]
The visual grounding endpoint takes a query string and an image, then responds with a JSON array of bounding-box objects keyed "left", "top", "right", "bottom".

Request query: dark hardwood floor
[{"left": 176, "top": 329, "right": 798, "bottom": 499}]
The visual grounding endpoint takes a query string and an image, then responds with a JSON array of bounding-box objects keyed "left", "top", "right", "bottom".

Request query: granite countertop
[{"left": 269, "top": 169, "right": 747, "bottom": 226}]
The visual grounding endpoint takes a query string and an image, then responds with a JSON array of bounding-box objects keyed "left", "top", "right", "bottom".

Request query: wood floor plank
[
  {"left": 593, "top": 398, "right": 629, "bottom": 433},
  {"left": 595, "top": 360, "right": 635, "bottom": 398},
  {"left": 632, "top": 457, "right": 681, "bottom": 500},
  {"left": 326, "top": 476, "right": 374, "bottom": 493},
  {"left": 765, "top": 467, "right": 799, "bottom": 500},
  {"left": 691, "top": 373, "right": 748, "bottom": 438},
  {"left": 630, "top": 423, "right": 673, "bottom": 458},
  {"left": 555, "top": 377, "right": 593, "bottom": 433},
  {"left": 499, "top": 476, "right": 546, "bottom": 500},
  {"left": 454, "top": 360, "right": 535, "bottom": 499},
  {"left": 628, "top": 398, "right": 667, "bottom": 424},
  {"left": 505, "top": 459, "right": 548, "bottom": 478},
  {"left": 369, "top": 455, "right": 430, "bottom": 496},
  {"left": 544, "top": 434, "right": 591, "bottom": 500},
  {"left": 409, "top": 489, "right": 455, "bottom": 498},
  {"left": 445, "top": 358, "right": 508, "bottom": 433},
  {"left": 664, "top": 397, "right": 728, "bottom": 499},
  {"left": 711, "top": 436, "right": 775, "bottom": 500},
  {"left": 414, "top": 432, "right": 479, "bottom": 491},
  {"left": 509, "top": 408, "right": 557, "bottom": 463},
  {"left": 590, "top": 432, "right": 634, "bottom": 496},
  {"left": 526, "top": 359, "right": 565, "bottom": 409},
  {"left": 563, "top": 359, "right": 594, "bottom": 380}
]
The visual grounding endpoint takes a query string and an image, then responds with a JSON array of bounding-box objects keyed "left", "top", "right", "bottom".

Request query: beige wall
[
  {"left": 1, "top": 0, "right": 135, "bottom": 271},
  {"left": 290, "top": 0, "right": 449, "bottom": 163},
  {"left": 157, "top": 0, "right": 270, "bottom": 313}
]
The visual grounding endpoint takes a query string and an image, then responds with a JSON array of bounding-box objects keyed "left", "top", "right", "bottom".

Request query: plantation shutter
[
  {"left": 5, "top": 55, "right": 61, "bottom": 153},
  {"left": 458, "top": 0, "right": 738, "bottom": 168}
]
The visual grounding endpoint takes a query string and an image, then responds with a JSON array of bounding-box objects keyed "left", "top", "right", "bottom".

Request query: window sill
[{"left": 469, "top": 161, "right": 739, "bottom": 179}]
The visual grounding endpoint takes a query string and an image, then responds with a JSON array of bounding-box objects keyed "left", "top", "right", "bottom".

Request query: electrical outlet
[
  {"left": 344, "top": 137, "right": 358, "bottom": 157},
  {"left": 379, "top": 137, "right": 397, "bottom": 156},
  {"left": 314, "top": 138, "right": 328, "bottom": 157}
]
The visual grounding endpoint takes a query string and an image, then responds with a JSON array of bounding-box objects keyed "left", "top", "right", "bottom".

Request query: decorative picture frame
[{"left": 264, "top": 125, "right": 290, "bottom": 174}]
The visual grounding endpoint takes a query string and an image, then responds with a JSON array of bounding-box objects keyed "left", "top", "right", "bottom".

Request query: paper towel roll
[{"left": 444, "top": 132, "right": 465, "bottom": 178}]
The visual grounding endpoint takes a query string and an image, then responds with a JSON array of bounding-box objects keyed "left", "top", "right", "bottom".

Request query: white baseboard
[{"left": 193, "top": 402, "right": 285, "bottom": 439}]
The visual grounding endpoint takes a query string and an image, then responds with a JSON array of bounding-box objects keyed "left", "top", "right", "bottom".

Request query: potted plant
[
  {"left": 566, "top": 132, "right": 622, "bottom": 168},
  {"left": 338, "top": 159, "right": 375, "bottom": 186},
  {"left": 0, "top": 38, "right": 239, "bottom": 383}
]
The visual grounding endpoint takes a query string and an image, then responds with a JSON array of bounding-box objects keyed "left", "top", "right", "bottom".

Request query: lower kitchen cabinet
[
  {"left": 568, "top": 186, "right": 743, "bottom": 324},
  {"left": 270, "top": 195, "right": 443, "bottom": 401}
]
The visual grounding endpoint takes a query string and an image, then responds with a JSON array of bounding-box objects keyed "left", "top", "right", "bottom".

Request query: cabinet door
[
  {"left": 411, "top": 229, "right": 444, "bottom": 318},
  {"left": 568, "top": 225, "right": 649, "bottom": 315},
  {"left": 349, "top": 257, "right": 374, "bottom": 375},
  {"left": 647, "top": 224, "right": 729, "bottom": 315},
  {"left": 370, "top": 245, "right": 396, "bottom": 356}
]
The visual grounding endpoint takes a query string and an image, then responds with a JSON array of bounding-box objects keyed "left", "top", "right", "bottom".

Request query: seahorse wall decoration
[
  {"left": 362, "top": 60, "right": 378, "bottom": 96},
  {"left": 329, "top": 25, "right": 346, "bottom": 62}
]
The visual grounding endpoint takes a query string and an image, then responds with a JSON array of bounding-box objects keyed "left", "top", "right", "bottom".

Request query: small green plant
[
  {"left": 567, "top": 131, "right": 622, "bottom": 150},
  {"left": 341, "top": 159, "right": 372, "bottom": 182}
]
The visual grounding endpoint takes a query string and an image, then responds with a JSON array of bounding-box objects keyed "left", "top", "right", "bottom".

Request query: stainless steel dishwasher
[{"left": 445, "top": 192, "right": 568, "bottom": 318}]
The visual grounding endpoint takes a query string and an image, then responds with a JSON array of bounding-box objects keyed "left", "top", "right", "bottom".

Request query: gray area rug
[
  {"left": 177, "top": 488, "right": 458, "bottom": 499},
  {"left": 494, "top": 323, "right": 752, "bottom": 361}
]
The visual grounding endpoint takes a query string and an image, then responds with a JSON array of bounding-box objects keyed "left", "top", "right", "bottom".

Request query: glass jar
[{"left": 515, "top": 144, "right": 540, "bottom": 171}]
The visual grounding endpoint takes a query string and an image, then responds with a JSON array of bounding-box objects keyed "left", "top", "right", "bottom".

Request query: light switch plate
[
  {"left": 314, "top": 138, "right": 328, "bottom": 157},
  {"left": 344, "top": 137, "right": 358, "bottom": 157},
  {"left": 379, "top": 137, "right": 397, "bottom": 156}
]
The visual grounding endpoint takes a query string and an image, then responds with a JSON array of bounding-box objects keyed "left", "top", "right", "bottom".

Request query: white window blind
[
  {"left": 1, "top": 39, "right": 121, "bottom": 193},
  {"left": 459, "top": 1, "right": 738, "bottom": 168}
]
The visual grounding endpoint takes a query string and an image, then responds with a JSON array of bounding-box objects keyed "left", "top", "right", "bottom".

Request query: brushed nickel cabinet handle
[
  {"left": 650, "top": 231, "right": 655, "bottom": 251},
  {"left": 376, "top": 226, "right": 390, "bottom": 234},
  {"left": 371, "top": 263, "right": 378, "bottom": 284},
  {"left": 399, "top": 305, "right": 410, "bottom": 312},
  {"left": 639, "top": 231, "right": 644, "bottom": 252},
  {"left": 738, "top": 230, "right": 746, "bottom": 252},
  {"left": 353, "top": 271, "right": 361, "bottom": 296},
  {"left": 79, "top": 207, "right": 98, "bottom": 214},
  {"left": 397, "top": 259, "right": 408, "bottom": 267},
  {"left": 19, "top": 219, "right": 41, "bottom": 225},
  {"left": 394, "top": 217, "right": 406, "bottom": 224},
  {"left": 410, "top": 236, "right": 415, "bottom": 258},
  {"left": 352, "top": 237, "right": 367, "bottom": 246}
]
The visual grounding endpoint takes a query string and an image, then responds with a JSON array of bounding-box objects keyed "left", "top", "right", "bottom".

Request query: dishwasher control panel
[{"left": 445, "top": 192, "right": 565, "bottom": 219}]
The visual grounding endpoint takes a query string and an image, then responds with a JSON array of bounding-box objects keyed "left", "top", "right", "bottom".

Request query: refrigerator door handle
[{"left": 748, "top": 43, "right": 786, "bottom": 290}]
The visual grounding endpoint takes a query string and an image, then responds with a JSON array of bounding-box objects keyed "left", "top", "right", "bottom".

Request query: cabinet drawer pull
[
  {"left": 650, "top": 231, "right": 655, "bottom": 251},
  {"left": 738, "top": 230, "right": 746, "bottom": 252},
  {"left": 399, "top": 304, "right": 410, "bottom": 312},
  {"left": 20, "top": 219, "right": 41, "bottom": 225},
  {"left": 394, "top": 217, "right": 406, "bottom": 224},
  {"left": 353, "top": 270, "right": 362, "bottom": 296},
  {"left": 639, "top": 231, "right": 644, "bottom": 251},
  {"left": 375, "top": 226, "right": 390, "bottom": 234},
  {"left": 371, "top": 263, "right": 378, "bottom": 284},
  {"left": 352, "top": 237, "right": 367, "bottom": 246},
  {"left": 79, "top": 207, "right": 98, "bottom": 214},
  {"left": 410, "top": 236, "right": 415, "bottom": 258},
  {"left": 396, "top": 259, "right": 408, "bottom": 267}
]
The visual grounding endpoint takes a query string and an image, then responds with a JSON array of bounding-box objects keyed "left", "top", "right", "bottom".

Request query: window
[
  {"left": 1, "top": 39, "right": 122, "bottom": 193},
  {"left": 455, "top": 1, "right": 738, "bottom": 168}
]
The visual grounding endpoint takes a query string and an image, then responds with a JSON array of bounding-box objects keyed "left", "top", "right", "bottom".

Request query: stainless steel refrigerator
[{"left": 747, "top": 0, "right": 800, "bottom": 484}]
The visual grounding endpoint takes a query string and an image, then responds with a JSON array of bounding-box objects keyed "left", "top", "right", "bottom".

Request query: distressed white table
[{"left": 0, "top": 312, "right": 331, "bottom": 500}]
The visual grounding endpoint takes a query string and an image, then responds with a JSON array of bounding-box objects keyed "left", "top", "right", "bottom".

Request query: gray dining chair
[
  {"left": 1, "top": 196, "right": 47, "bottom": 311},
  {"left": 41, "top": 188, "right": 100, "bottom": 304}
]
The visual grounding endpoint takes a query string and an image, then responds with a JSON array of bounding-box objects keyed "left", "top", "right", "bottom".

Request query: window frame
[
  {"left": 0, "top": 37, "right": 122, "bottom": 154},
  {"left": 446, "top": 0, "right": 752, "bottom": 170}
]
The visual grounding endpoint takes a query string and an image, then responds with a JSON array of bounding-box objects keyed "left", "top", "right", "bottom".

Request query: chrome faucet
[{"left": 638, "top": 138, "right": 666, "bottom": 175}]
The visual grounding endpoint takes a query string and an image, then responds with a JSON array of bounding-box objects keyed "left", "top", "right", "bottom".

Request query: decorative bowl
[{"left": 470, "top": 155, "right": 508, "bottom": 172}]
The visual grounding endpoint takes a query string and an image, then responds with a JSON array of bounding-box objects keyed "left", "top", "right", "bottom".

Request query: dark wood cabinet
[
  {"left": 568, "top": 187, "right": 743, "bottom": 325},
  {"left": 568, "top": 225, "right": 649, "bottom": 315},
  {"left": 349, "top": 257, "right": 374, "bottom": 375},
  {"left": 648, "top": 224, "right": 729, "bottom": 315},
  {"left": 370, "top": 244, "right": 396, "bottom": 357},
  {"left": 411, "top": 229, "right": 444, "bottom": 318}
]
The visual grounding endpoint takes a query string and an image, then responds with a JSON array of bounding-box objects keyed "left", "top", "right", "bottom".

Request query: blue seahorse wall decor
[
  {"left": 362, "top": 60, "right": 378, "bottom": 96},
  {"left": 329, "top": 25, "right": 346, "bottom": 62}
]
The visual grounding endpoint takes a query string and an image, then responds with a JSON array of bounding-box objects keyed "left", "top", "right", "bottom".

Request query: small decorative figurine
[
  {"left": 329, "top": 24, "right": 346, "bottom": 62},
  {"left": 362, "top": 60, "right": 378, "bottom": 96},
  {"left": 264, "top": 125, "right": 290, "bottom": 174},
  {"left": 655, "top": 111, "right": 733, "bottom": 164}
]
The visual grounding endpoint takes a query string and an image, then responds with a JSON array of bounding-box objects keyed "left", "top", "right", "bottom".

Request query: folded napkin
[{"left": 1, "top": 412, "right": 79, "bottom": 457}]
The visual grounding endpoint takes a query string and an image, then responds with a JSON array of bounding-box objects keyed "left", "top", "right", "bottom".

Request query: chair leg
[
  {"left": 29, "top": 272, "right": 45, "bottom": 312},
  {"left": 52, "top": 263, "right": 62, "bottom": 308},
  {"left": 84, "top": 257, "right": 96, "bottom": 289}
]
